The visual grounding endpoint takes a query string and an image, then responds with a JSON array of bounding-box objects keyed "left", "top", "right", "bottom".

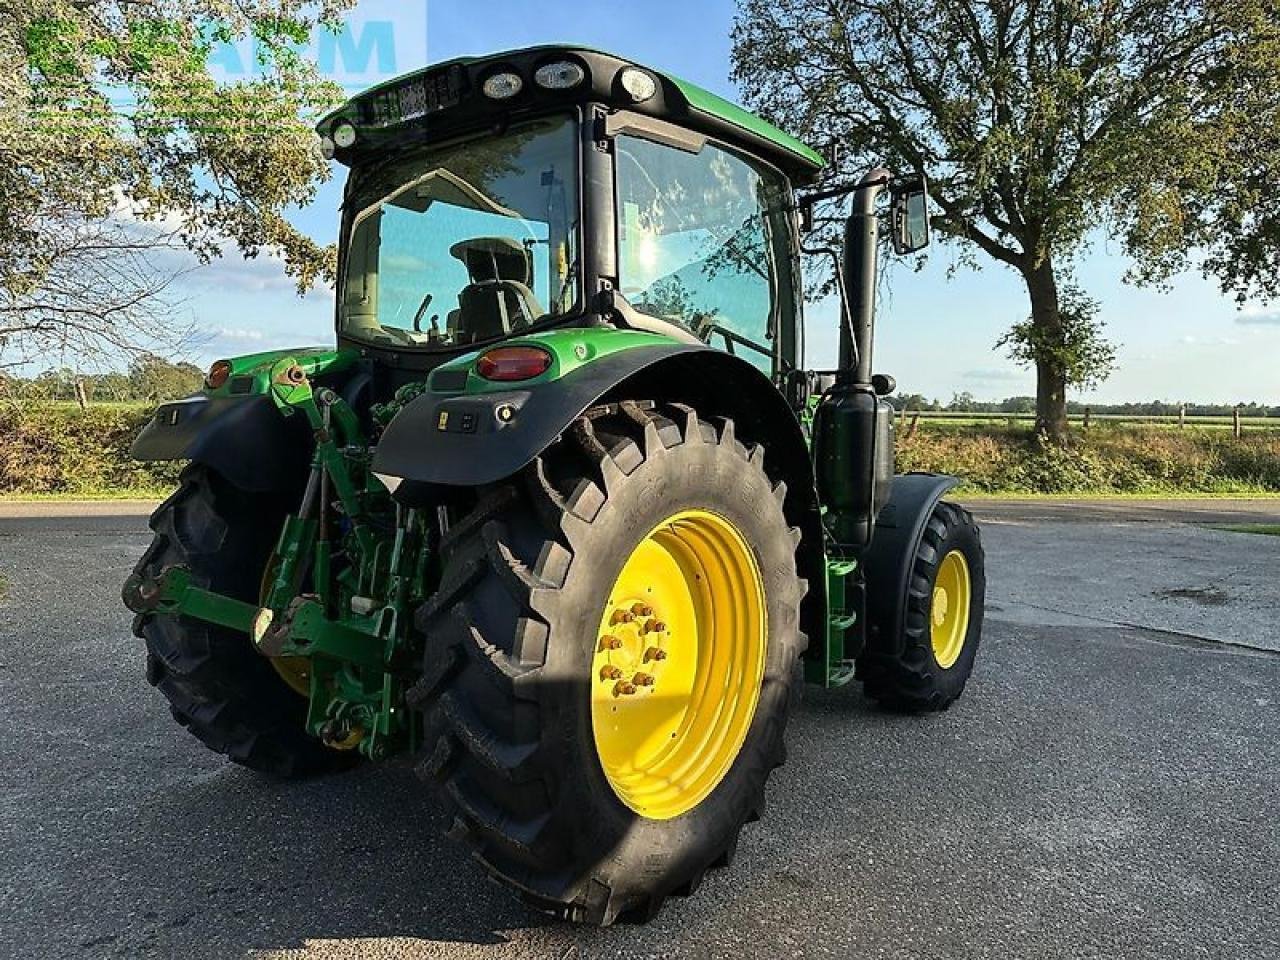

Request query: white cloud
[
  {"left": 1180, "top": 335, "right": 1241, "bottom": 346},
  {"left": 109, "top": 191, "right": 328, "bottom": 296},
  {"left": 1235, "top": 304, "right": 1280, "bottom": 325},
  {"left": 211, "top": 328, "right": 267, "bottom": 343}
]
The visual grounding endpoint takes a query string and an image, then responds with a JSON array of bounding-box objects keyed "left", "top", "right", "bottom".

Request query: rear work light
[
  {"left": 205, "top": 360, "right": 232, "bottom": 390},
  {"left": 476, "top": 346, "right": 552, "bottom": 382}
]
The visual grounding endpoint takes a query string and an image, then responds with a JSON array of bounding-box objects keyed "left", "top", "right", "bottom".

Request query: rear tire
[
  {"left": 410, "top": 402, "right": 807, "bottom": 924},
  {"left": 859, "top": 502, "right": 984, "bottom": 711},
  {"left": 130, "top": 464, "right": 349, "bottom": 777}
]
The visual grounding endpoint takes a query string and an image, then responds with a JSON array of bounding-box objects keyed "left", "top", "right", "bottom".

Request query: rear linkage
[{"left": 123, "top": 358, "right": 429, "bottom": 761}]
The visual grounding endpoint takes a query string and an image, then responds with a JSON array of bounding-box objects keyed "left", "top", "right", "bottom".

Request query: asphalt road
[{"left": 0, "top": 503, "right": 1276, "bottom": 960}]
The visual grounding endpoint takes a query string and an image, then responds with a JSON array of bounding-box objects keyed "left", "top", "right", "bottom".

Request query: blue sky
[{"left": 187, "top": 0, "right": 1280, "bottom": 405}]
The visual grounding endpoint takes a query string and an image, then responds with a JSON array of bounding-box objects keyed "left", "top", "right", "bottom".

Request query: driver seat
[{"left": 450, "top": 237, "right": 545, "bottom": 342}]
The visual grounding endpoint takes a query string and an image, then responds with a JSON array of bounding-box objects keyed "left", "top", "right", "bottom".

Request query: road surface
[{"left": 0, "top": 501, "right": 1276, "bottom": 959}]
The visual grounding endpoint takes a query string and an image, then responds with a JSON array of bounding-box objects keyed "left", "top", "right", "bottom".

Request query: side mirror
[{"left": 889, "top": 175, "right": 930, "bottom": 255}]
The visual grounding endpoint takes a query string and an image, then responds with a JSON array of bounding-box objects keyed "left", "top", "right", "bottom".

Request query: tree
[
  {"left": 0, "top": 212, "right": 191, "bottom": 369},
  {"left": 1000, "top": 395, "right": 1036, "bottom": 414},
  {"left": 997, "top": 281, "right": 1116, "bottom": 392},
  {"left": 1, "top": 1, "right": 354, "bottom": 366},
  {"left": 732, "top": 0, "right": 1280, "bottom": 440},
  {"left": 127, "top": 354, "right": 204, "bottom": 401}
]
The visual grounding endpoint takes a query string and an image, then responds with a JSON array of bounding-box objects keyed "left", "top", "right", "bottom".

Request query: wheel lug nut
[
  {"left": 632, "top": 672, "right": 655, "bottom": 687},
  {"left": 631, "top": 603, "right": 653, "bottom": 618},
  {"left": 643, "top": 647, "right": 667, "bottom": 663},
  {"left": 600, "top": 665, "right": 623, "bottom": 682},
  {"left": 643, "top": 619, "right": 667, "bottom": 634},
  {"left": 610, "top": 610, "right": 635, "bottom": 625},
  {"left": 613, "top": 680, "right": 637, "bottom": 697},
  {"left": 598, "top": 634, "right": 623, "bottom": 651}
]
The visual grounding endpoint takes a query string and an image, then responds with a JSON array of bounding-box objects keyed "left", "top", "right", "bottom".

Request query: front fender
[{"left": 862, "top": 473, "right": 960, "bottom": 655}]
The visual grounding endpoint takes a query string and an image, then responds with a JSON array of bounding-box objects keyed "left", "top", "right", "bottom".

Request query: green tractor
[{"left": 123, "top": 46, "right": 985, "bottom": 924}]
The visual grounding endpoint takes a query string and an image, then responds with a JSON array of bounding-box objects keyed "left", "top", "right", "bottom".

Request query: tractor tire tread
[{"left": 411, "top": 402, "right": 806, "bottom": 925}]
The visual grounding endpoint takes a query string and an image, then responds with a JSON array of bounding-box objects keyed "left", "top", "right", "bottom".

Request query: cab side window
[{"left": 615, "top": 135, "right": 790, "bottom": 375}]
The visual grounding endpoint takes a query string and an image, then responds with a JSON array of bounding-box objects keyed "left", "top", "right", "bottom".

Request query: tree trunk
[{"left": 1023, "top": 257, "right": 1069, "bottom": 442}]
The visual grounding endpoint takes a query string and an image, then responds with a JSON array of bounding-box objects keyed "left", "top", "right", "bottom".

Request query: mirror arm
[{"left": 798, "top": 174, "right": 890, "bottom": 234}]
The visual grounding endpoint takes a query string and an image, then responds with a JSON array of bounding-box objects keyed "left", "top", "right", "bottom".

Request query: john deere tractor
[{"left": 123, "top": 46, "right": 985, "bottom": 925}]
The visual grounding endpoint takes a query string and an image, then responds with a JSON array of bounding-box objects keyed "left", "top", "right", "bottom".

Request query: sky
[{"left": 179, "top": 0, "right": 1280, "bottom": 405}]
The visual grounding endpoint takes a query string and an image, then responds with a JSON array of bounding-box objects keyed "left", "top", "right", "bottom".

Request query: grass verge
[{"left": 1214, "top": 524, "right": 1280, "bottom": 536}]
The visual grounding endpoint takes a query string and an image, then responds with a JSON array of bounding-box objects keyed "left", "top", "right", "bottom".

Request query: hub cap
[
  {"left": 590, "top": 510, "right": 767, "bottom": 821},
  {"left": 931, "top": 549, "right": 972, "bottom": 670}
]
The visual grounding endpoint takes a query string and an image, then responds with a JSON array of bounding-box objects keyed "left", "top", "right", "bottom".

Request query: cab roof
[{"left": 317, "top": 45, "right": 826, "bottom": 185}]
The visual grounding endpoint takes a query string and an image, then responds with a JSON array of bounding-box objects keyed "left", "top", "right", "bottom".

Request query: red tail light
[{"left": 476, "top": 346, "right": 553, "bottom": 382}]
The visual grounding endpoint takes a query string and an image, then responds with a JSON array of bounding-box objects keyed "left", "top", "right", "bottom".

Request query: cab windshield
[{"left": 339, "top": 116, "right": 580, "bottom": 349}]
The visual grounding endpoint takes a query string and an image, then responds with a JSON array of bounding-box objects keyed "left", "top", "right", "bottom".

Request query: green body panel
[
  {"left": 205, "top": 346, "right": 360, "bottom": 398},
  {"left": 430, "top": 328, "right": 677, "bottom": 394},
  {"left": 666, "top": 76, "right": 825, "bottom": 170}
]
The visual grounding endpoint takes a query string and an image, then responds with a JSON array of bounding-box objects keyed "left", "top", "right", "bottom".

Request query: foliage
[
  {"left": 732, "top": 0, "right": 1280, "bottom": 436},
  {"left": 897, "top": 422, "right": 1280, "bottom": 494},
  {"left": 0, "top": 404, "right": 179, "bottom": 495},
  {"left": 996, "top": 282, "right": 1117, "bottom": 390},
  {"left": 0, "top": 355, "right": 203, "bottom": 402},
  {"left": 1, "top": 0, "right": 354, "bottom": 366},
  {"left": 888, "top": 395, "right": 1280, "bottom": 417}
]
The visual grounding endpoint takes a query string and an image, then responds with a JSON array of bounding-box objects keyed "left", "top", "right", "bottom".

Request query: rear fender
[
  {"left": 373, "top": 342, "right": 829, "bottom": 655},
  {"left": 130, "top": 347, "right": 361, "bottom": 493},
  {"left": 132, "top": 394, "right": 312, "bottom": 492}
]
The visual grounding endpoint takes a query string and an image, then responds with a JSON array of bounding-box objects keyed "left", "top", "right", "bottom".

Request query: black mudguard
[
  {"left": 861, "top": 473, "right": 960, "bottom": 656},
  {"left": 373, "top": 344, "right": 830, "bottom": 657},
  {"left": 131, "top": 394, "right": 312, "bottom": 493},
  {"left": 373, "top": 345, "right": 706, "bottom": 490}
]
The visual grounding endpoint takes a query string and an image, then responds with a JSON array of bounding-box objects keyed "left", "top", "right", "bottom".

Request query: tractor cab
[{"left": 318, "top": 46, "right": 825, "bottom": 380}]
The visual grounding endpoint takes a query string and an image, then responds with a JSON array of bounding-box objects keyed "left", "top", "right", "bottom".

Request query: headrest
[{"left": 449, "top": 236, "right": 532, "bottom": 285}]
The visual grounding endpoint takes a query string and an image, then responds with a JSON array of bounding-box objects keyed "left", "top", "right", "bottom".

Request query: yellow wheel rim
[
  {"left": 930, "top": 549, "right": 972, "bottom": 670},
  {"left": 590, "top": 509, "right": 767, "bottom": 821}
]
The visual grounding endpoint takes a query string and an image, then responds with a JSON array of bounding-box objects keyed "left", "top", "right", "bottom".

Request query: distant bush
[
  {"left": 898, "top": 422, "right": 1280, "bottom": 494},
  {"left": 0, "top": 403, "right": 176, "bottom": 496}
]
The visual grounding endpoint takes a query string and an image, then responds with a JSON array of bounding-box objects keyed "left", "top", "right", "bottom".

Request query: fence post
[
  {"left": 1233, "top": 405, "right": 1243, "bottom": 440},
  {"left": 74, "top": 379, "right": 87, "bottom": 411},
  {"left": 906, "top": 412, "right": 920, "bottom": 440},
  {"left": 1083, "top": 407, "right": 1092, "bottom": 431},
  {"left": 1179, "top": 404, "right": 1186, "bottom": 429}
]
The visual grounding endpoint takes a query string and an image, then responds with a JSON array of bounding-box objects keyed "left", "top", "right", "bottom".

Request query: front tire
[
  {"left": 859, "top": 501, "right": 985, "bottom": 711},
  {"left": 410, "top": 402, "right": 807, "bottom": 924}
]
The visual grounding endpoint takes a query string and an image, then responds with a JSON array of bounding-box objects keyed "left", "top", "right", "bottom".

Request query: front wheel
[
  {"left": 410, "top": 402, "right": 807, "bottom": 924},
  {"left": 859, "top": 502, "right": 985, "bottom": 711}
]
